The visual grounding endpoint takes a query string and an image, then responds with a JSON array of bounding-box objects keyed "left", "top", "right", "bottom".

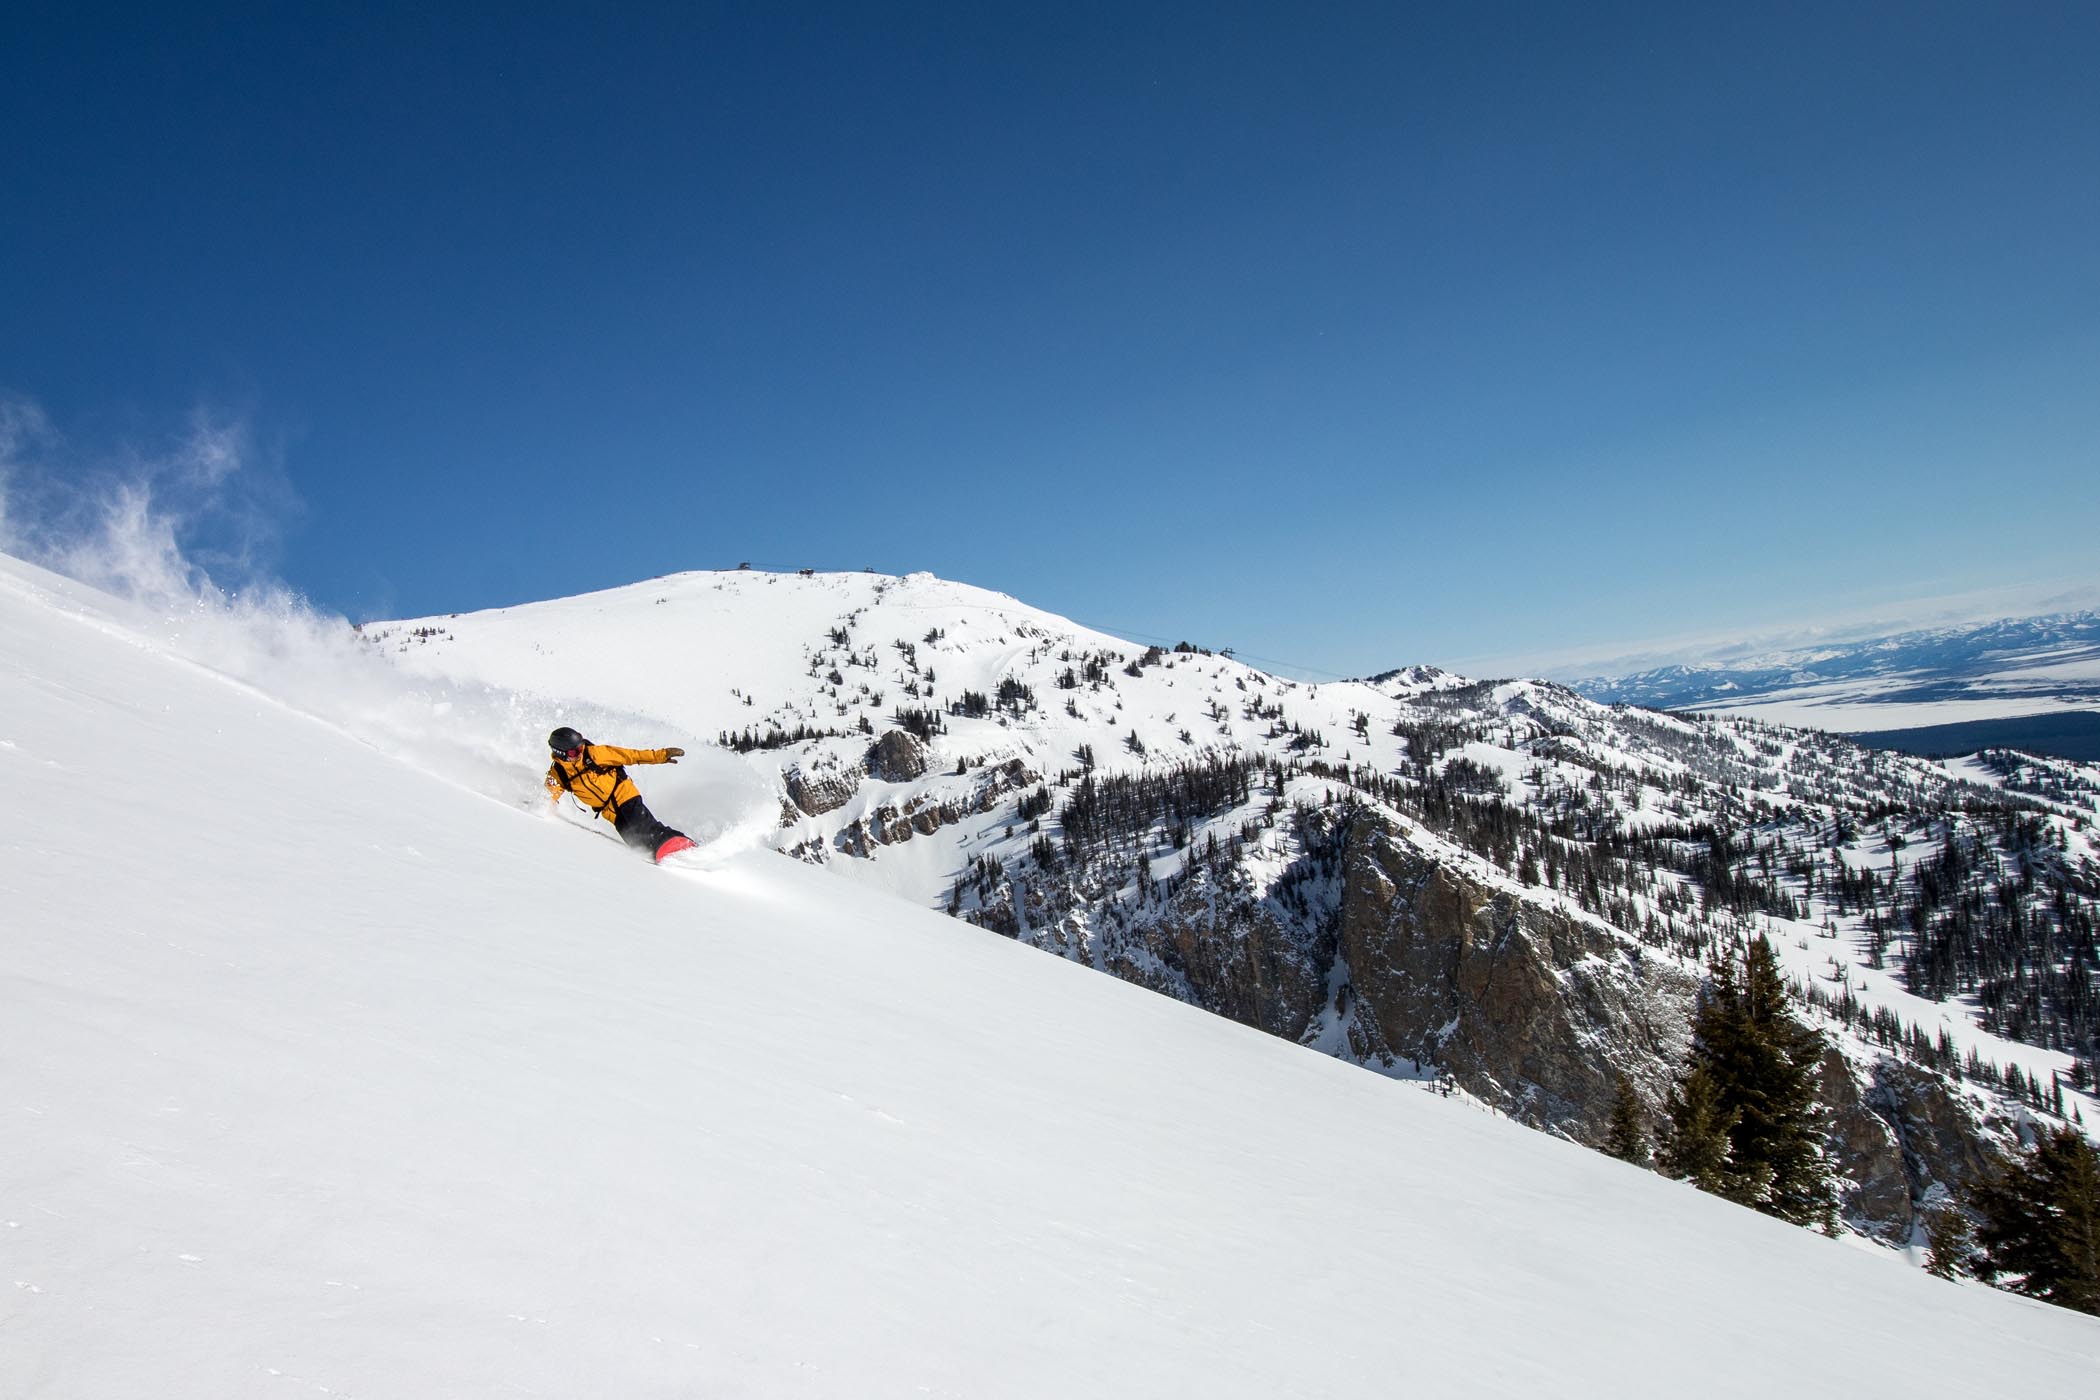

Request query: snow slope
[{"left": 4, "top": 552, "right": 2097, "bottom": 1396}]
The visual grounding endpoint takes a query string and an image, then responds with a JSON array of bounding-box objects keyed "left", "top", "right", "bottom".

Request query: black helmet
[{"left": 549, "top": 726, "right": 586, "bottom": 756}]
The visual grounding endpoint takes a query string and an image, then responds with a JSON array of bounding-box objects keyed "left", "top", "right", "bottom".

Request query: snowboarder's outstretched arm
[{"left": 581, "top": 744, "right": 684, "bottom": 766}]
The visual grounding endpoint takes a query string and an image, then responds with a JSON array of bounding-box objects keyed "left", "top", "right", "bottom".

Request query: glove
[{"left": 664, "top": 747, "right": 685, "bottom": 762}]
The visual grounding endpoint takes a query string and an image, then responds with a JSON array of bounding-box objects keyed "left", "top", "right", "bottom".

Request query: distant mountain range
[{"left": 1563, "top": 611, "right": 2100, "bottom": 757}]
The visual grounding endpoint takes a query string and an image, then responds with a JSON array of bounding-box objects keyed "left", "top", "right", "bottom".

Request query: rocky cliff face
[
  {"left": 865, "top": 728, "right": 931, "bottom": 783},
  {"left": 1331, "top": 814, "right": 1696, "bottom": 1140},
  {"left": 1119, "top": 867, "right": 1330, "bottom": 1036},
  {"left": 965, "top": 806, "right": 1695, "bottom": 1139},
  {"left": 990, "top": 849, "right": 1332, "bottom": 1036},
  {"left": 1822, "top": 1056, "right": 2012, "bottom": 1241},
  {"left": 786, "top": 729, "right": 935, "bottom": 818},
  {"left": 785, "top": 754, "right": 859, "bottom": 817},
  {"left": 790, "top": 738, "right": 1038, "bottom": 861}
]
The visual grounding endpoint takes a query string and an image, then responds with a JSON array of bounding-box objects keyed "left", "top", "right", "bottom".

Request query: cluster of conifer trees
[
  {"left": 1610, "top": 937, "right": 2099, "bottom": 1315},
  {"left": 1057, "top": 756, "right": 1260, "bottom": 856},
  {"left": 1616, "top": 937, "right": 1841, "bottom": 1228},
  {"left": 717, "top": 721, "right": 846, "bottom": 753},
  {"left": 1961, "top": 1125, "right": 2100, "bottom": 1314}
]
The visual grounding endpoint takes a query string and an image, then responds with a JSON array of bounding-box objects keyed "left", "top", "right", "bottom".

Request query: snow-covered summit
[{"left": 379, "top": 566, "right": 1123, "bottom": 731}]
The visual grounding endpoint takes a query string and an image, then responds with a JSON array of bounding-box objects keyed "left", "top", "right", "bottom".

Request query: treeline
[
  {"left": 1799, "top": 978, "right": 2088, "bottom": 1116},
  {"left": 950, "top": 676, "right": 1037, "bottom": 720},
  {"left": 1895, "top": 819, "right": 2099, "bottom": 1061},
  {"left": 1059, "top": 755, "right": 1260, "bottom": 857},
  {"left": 892, "top": 706, "right": 947, "bottom": 742},
  {"left": 719, "top": 722, "right": 848, "bottom": 752}
]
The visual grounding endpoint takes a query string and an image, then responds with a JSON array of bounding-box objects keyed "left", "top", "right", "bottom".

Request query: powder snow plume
[{"left": 0, "top": 395, "right": 778, "bottom": 842}]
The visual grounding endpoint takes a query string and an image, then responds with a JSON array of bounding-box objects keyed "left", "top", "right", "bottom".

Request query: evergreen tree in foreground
[
  {"left": 1973, "top": 1126, "right": 2100, "bottom": 1316},
  {"left": 1660, "top": 1061, "right": 1760, "bottom": 1202},
  {"left": 1923, "top": 1205, "right": 1977, "bottom": 1280},
  {"left": 1661, "top": 936, "right": 1837, "bottom": 1227},
  {"left": 1604, "top": 1073, "right": 1652, "bottom": 1167}
]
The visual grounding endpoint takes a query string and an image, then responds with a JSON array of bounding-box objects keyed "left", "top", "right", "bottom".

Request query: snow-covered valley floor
[{"left": 4, "top": 553, "right": 2096, "bottom": 1396}]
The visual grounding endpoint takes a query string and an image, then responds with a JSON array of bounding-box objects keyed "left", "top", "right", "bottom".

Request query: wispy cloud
[
  {"left": 0, "top": 392, "right": 299, "bottom": 603},
  {"left": 173, "top": 406, "right": 250, "bottom": 489},
  {"left": 0, "top": 396, "right": 57, "bottom": 554}
]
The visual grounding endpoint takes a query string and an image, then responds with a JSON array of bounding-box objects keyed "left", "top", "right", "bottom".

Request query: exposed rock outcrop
[
  {"left": 1121, "top": 872, "right": 1329, "bottom": 1036},
  {"left": 1332, "top": 813, "right": 1695, "bottom": 1140},
  {"left": 1821, "top": 1050, "right": 1912, "bottom": 1233},
  {"left": 834, "top": 758, "right": 1039, "bottom": 859},
  {"left": 838, "top": 794, "right": 966, "bottom": 857},
  {"left": 1823, "top": 1055, "right": 2010, "bottom": 1239},
  {"left": 785, "top": 756, "right": 859, "bottom": 817},
  {"left": 865, "top": 729, "right": 931, "bottom": 783}
]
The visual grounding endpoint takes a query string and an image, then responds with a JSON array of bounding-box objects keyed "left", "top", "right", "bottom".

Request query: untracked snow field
[{"left": 4, "top": 552, "right": 2097, "bottom": 1397}]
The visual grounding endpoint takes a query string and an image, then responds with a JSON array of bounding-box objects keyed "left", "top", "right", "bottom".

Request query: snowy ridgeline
[{"left": 7, "top": 563, "right": 2099, "bottom": 1391}]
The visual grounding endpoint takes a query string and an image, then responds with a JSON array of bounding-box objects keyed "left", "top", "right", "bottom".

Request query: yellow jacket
[{"left": 545, "top": 745, "right": 676, "bottom": 823}]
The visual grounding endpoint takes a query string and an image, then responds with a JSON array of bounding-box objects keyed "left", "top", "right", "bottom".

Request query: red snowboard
[{"left": 653, "top": 835, "right": 698, "bottom": 863}]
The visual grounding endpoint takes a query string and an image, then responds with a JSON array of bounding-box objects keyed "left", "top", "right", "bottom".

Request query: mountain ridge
[{"left": 377, "top": 566, "right": 2100, "bottom": 1256}]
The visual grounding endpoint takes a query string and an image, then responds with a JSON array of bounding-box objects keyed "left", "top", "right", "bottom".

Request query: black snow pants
[{"left": 612, "top": 796, "right": 686, "bottom": 855}]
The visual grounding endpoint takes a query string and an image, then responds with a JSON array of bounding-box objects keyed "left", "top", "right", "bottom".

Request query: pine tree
[
  {"left": 1737, "top": 936, "right": 1838, "bottom": 1226},
  {"left": 1604, "top": 1073, "right": 1652, "bottom": 1167},
  {"left": 1924, "top": 1206, "right": 1976, "bottom": 1280},
  {"left": 1974, "top": 1126, "right": 2100, "bottom": 1315},
  {"left": 1665, "top": 937, "right": 1836, "bottom": 1226},
  {"left": 1660, "top": 1061, "right": 1736, "bottom": 1193}
]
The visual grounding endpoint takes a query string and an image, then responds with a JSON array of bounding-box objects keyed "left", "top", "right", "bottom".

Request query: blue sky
[{"left": 4, "top": 2, "right": 2096, "bottom": 678}]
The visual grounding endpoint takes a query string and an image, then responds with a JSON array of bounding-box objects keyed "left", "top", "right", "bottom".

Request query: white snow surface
[{"left": 5, "top": 552, "right": 2099, "bottom": 1396}]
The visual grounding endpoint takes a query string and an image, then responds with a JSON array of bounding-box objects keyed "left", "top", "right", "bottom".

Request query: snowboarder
[{"left": 544, "top": 726, "right": 696, "bottom": 862}]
